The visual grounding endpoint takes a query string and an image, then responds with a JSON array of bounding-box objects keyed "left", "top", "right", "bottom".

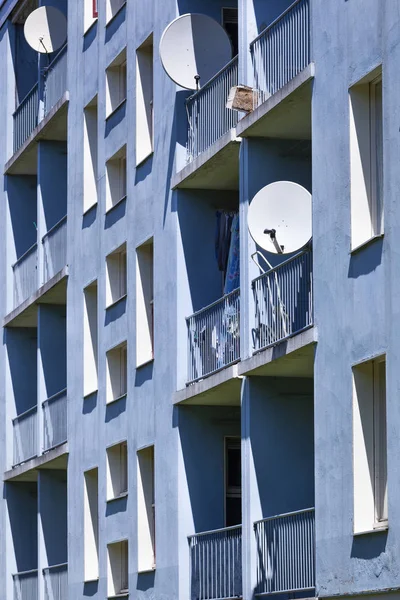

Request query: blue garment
[{"left": 224, "top": 214, "right": 240, "bottom": 294}]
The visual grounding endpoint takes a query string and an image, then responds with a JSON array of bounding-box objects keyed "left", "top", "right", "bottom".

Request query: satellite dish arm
[{"left": 264, "top": 229, "right": 284, "bottom": 254}]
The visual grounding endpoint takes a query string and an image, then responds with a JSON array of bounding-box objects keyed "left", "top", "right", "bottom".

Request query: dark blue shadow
[
  {"left": 105, "top": 495, "right": 128, "bottom": 516},
  {"left": 105, "top": 394, "right": 127, "bottom": 422},
  {"left": 82, "top": 204, "right": 97, "bottom": 229},
  {"left": 135, "top": 361, "right": 153, "bottom": 387},
  {"left": 83, "top": 20, "right": 97, "bottom": 52},
  {"left": 351, "top": 529, "right": 387, "bottom": 558},
  {"left": 136, "top": 571, "right": 155, "bottom": 591},
  {"left": 135, "top": 154, "right": 153, "bottom": 184},
  {"left": 105, "top": 196, "right": 126, "bottom": 229},
  {"left": 104, "top": 296, "right": 127, "bottom": 325},
  {"left": 83, "top": 580, "right": 98, "bottom": 596},
  {"left": 105, "top": 100, "right": 126, "bottom": 137},
  {"left": 83, "top": 390, "right": 98, "bottom": 414},
  {"left": 348, "top": 237, "right": 383, "bottom": 278},
  {"left": 105, "top": 2, "right": 126, "bottom": 43}
]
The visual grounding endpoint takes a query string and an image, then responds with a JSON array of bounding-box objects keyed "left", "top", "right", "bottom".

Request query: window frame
[
  {"left": 373, "top": 356, "right": 387, "bottom": 527},
  {"left": 369, "top": 75, "right": 383, "bottom": 237}
]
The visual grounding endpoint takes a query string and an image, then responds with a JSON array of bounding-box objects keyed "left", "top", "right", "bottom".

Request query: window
[
  {"left": 107, "top": 441, "right": 128, "bottom": 500},
  {"left": 225, "top": 437, "right": 241, "bottom": 527},
  {"left": 350, "top": 72, "right": 383, "bottom": 249},
  {"left": 137, "top": 445, "right": 155, "bottom": 571},
  {"left": 136, "top": 239, "right": 154, "bottom": 366},
  {"left": 83, "top": 281, "right": 98, "bottom": 397},
  {"left": 107, "top": 540, "right": 128, "bottom": 597},
  {"left": 106, "top": 0, "right": 125, "bottom": 23},
  {"left": 84, "top": 469, "right": 99, "bottom": 581},
  {"left": 136, "top": 35, "right": 154, "bottom": 165},
  {"left": 106, "top": 145, "right": 127, "bottom": 211},
  {"left": 84, "top": 0, "right": 97, "bottom": 31},
  {"left": 83, "top": 97, "right": 98, "bottom": 212},
  {"left": 106, "top": 243, "right": 127, "bottom": 307},
  {"left": 106, "top": 49, "right": 127, "bottom": 118},
  {"left": 222, "top": 8, "right": 238, "bottom": 56},
  {"left": 353, "top": 356, "right": 387, "bottom": 533},
  {"left": 106, "top": 342, "right": 127, "bottom": 403}
]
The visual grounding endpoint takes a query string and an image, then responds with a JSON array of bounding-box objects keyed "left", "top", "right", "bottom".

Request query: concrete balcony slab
[
  {"left": 174, "top": 364, "right": 241, "bottom": 405},
  {"left": 4, "top": 442, "right": 68, "bottom": 482}
]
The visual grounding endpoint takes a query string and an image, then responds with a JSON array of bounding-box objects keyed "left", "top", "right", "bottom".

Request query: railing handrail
[
  {"left": 186, "top": 55, "right": 238, "bottom": 102},
  {"left": 188, "top": 523, "right": 242, "bottom": 540},
  {"left": 42, "top": 215, "right": 67, "bottom": 242},
  {"left": 12, "top": 404, "right": 37, "bottom": 424},
  {"left": 42, "top": 562, "right": 68, "bottom": 573},
  {"left": 42, "top": 387, "right": 67, "bottom": 406},
  {"left": 13, "top": 83, "right": 39, "bottom": 116},
  {"left": 252, "top": 247, "right": 311, "bottom": 285},
  {"left": 44, "top": 44, "right": 67, "bottom": 72},
  {"left": 12, "top": 568, "right": 38, "bottom": 578},
  {"left": 186, "top": 287, "right": 240, "bottom": 322},
  {"left": 250, "top": 0, "right": 305, "bottom": 48},
  {"left": 254, "top": 507, "right": 314, "bottom": 527},
  {"left": 12, "top": 242, "right": 38, "bottom": 270}
]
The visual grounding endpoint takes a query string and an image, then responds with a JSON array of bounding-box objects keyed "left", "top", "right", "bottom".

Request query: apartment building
[{"left": 0, "top": 0, "right": 397, "bottom": 599}]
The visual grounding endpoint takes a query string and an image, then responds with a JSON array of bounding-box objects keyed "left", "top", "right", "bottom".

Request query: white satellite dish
[
  {"left": 160, "top": 13, "right": 232, "bottom": 90},
  {"left": 248, "top": 181, "right": 312, "bottom": 254},
  {"left": 24, "top": 6, "right": 67, "bottom": 54}
]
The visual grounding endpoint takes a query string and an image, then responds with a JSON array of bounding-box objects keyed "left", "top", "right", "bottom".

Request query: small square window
[
  {"left": 107, "top": 441, "right": 128, "bottom": 500},
  {"left": 106, "top": 145, "right": 127, "bottom": 211},
  {"left": 107, "top": 540, "right": 128, "bottom": 597},
  {"left": 106, "top": 342, "right": 127, "bottom": 403},
  {"left": 106, "top": 49, "right": 127, "bottom": 118},
  {"left": 106, "top": 243, "right": 127, "bottom": 308}
]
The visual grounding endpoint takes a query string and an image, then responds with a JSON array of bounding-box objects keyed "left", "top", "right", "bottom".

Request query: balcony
[
  {"left": 13, "top": 85, "right": 39, "bottom": 153},
  {"left": 43, "top": 563, "right": 68, "bottom": 600},
  {"left": 252, "top": 249, "right": 313, "bottom": 352},
  {"left": 254, "top": 508, "right": 315, "bottom": 597},
  {"left": 13, "top": 569, "right": 38, "bottom": 600},
  {"left": 12, "top": 243, "right": 38, "bottom": 308},
  {"left": 187, "top": 288, "right": 240, "bottom": 384},
  {"left": 43, "top": 388, "right": 68, "bottom": 452},
  {"left": 13, "top": 406, "right": 37, "bottom": 466},
  {"left": 189, "top": 525, "right": 242, "bottom": 600},
  {"left": 237, "top": 0, "right": 313, "bottom": 139},
  {"left": 44, "top": 45, "right": 68, "bottom": 116},
  {"left": 42, "top": 216, "right": 67, "bottom": 282}
]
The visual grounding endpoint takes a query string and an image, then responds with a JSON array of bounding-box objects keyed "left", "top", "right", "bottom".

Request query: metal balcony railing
[
  {"left": 13, "top": 569, "right": 38, "bottom": 600},
  {"left": 187, "top": 288, "right": 240, "bottom": 384},
  {"left": 252, "top": 249, "right": 312, "bottom": 352},
  {"left": 43, "top": 563, "right": 68, "bottom": 600},
  {"left": 44, "top": 45, "right": 68, "bottom": 115},
  {"left": 13, "top": 406, "right": 37, "bottom": 466},
  {"left": 251, "top": 0, "right": 311, "bottom": 108},
  {"left": 13, "top": 84, "right": 39, "bottom": 152},
  {"left": 189, "top": 525, "right": 242, "bottom": 600},
  {"left": 12, "top": 243, "right": 38, "bottom": 307},
  {"left": 254, "top": 508, "right": 315, "bottom": 596},
  {"left": 43, "top": 388, "right": 67, "bottom": 452},
  {"left": 42, "top": 215, "right": 67, "bottom": 281},
  {"left": 186, "top": 56, "right": 239, "bottom": 161}
]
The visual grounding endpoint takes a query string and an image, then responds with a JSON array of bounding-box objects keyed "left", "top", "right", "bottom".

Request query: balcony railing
[
  {"left": 13, "top": 406, "right": 37, "bottom": 466},
  {"left": 13, "top": 84, "right": 39, "bottom": 152},
  {"left": 42, "top": 215, "right": 67, "bottom": 281},
  {"left": 189, "top": 525, "right": 242, "bottom": 600},
  {"left": 43, "top": 388, "right": 67, "bottom": 452},
  {"left": 43, "top": 563, "right": 68, "bottom": 600},
  {"left": 44, "top": 45, "right": 68, "bottom": 115},
  {"left": 186, "top": 56, "right": 239, "bottom": 161},
  {"left": 254, "top": 508, "right": 315, "bottom": 596},
  {"left": 252, "top": 248, "right": 312, "bottom": 352},
  {"left": 13, "top": 569, "right": 38, "bottom": 600},
  {"left": 12, "top": 243, "right": 38, "bottom": 307},
  {"left": 187, "top": 288, "right": 240, "bottom": 384},
  {"left": 251, "top": 0, "right": 310, "bottom": 108}
]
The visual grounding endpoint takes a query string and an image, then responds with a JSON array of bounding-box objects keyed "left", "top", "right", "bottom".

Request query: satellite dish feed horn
[
  {"left": 159, "top": 13, "right": 232, "bottom": 91},
  {"left": 24, "top": 6, "right": 67, "bottom": 54}
]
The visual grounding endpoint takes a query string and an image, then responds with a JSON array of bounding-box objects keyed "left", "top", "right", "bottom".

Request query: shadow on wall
[
  {"left": 348, "top": 237, "right": 383, "bottom": 279},
  {"left": 104, "top": 296, "right": 127, "bottom": 325},
  {"left": 105, "top": 495, "right": 127, "bottom": 516},
  {"left": 6, "top": 482, "right": 38, "bottom": 572},
  {"left": 7, "top": 327, "right": 37, "bottom": 415},
  {"left": 137, "top": 570, "right": 155, "bottom": 591},
  {"left": 83, "top": 20, "right": 97, "bottom": 52},
  {"left": 40, "top": 470, "right": 68, "bottom": 567},
  {"left": 105, "top": 394, "right": 127, "bottom": 422},
  {"left": 83, "top": 580, "right": 98, "bottom": 596},
  {"left": 351, "top": 529, "right": 387, "bottom": 559},
  {"left": 82, "top": 203, "right": 97, "bottom": 230},
  {"left": 105, "top": 3, "right": 126, "bottom": 43},
  {"left": 82, "top": 390, "right": 98, "bottom": 414},
  {"left": 104, "top": 196, "right": 126, "bottom": 229},
  {"left": 135, "top": 361, "right": 153, "bottom": 387},
  {"left": 105, "top": 100, "right": 126, "bottom": 137}
]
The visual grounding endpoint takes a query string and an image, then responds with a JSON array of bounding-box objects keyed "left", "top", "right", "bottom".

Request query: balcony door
[{"left": 225, "top": 437, "right": 241, "bottom": 526}]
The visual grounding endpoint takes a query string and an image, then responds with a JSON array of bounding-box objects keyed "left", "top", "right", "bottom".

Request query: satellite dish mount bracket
[{"left": 264, "top": 229, "right": 284, "bottom": 254}]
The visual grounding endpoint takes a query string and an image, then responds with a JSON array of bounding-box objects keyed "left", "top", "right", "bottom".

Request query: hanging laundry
[{"left": 224, "top": 213, "right": 240, "bottom": 294}]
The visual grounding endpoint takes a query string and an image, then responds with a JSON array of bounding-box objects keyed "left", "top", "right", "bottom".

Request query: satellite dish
[
  {"left": 248, "top": 181, "right": 312, "bottom": 254},
  {"left": 160, "top": 13, "right": 232, "bottom": 90},
  {"left": 24, "top": 6, "right": 67, "bottom": 54}
]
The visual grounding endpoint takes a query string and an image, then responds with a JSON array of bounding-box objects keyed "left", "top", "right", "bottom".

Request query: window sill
[
  {"left": 136, "top": 150, "right": 154, "bottom": 169},
  {"left": 84, "top": 577, "right": 99, "bottom": 583},
  {"left": 106, "top": 99, "right": 127, "bottom": 122},
  {"left": 105, "top": 1, "right": 127, "bottom": 27},
  {"left": 84, "top": 389, "right": 98, "bottom": 401},
  {"left": 350, "top": 233, "right": 384, "bottom": 255},
  {"left": 353, "top": 524, "right": 388, "bottom": 536},
  {"left": 137, "top": 566, "right": 156, "bottom": 574},
  {"left": 106, "top": 393, "right": 127, "bottom": 406},
  {"left": 83, "top": 201, "right": 98, "bottom": 217},
  {"left": 106, "top": 195, "right": 127, "bottom": 215},
  {"left": 106, "top": 294, "right": 127, "bottom": 311},
  {"left": 107, "top": 492, "right": 128, "bottom": 503},
  {"left": 108, "top": 594, "right": 129, "bottom": 599},
  {"left": 83, "top": 18, "right": 98, "bottom": 36},
  {"left": 136, "top": 357, "right": 154, "bottom": 370}
]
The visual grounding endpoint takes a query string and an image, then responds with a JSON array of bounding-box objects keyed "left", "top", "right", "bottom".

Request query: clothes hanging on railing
[
  {"left": 215, "top": 211, "right": 235, "bottom": 273},
  {"left": 224, "top": 213, "right": 240, "bottom": 295}
]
